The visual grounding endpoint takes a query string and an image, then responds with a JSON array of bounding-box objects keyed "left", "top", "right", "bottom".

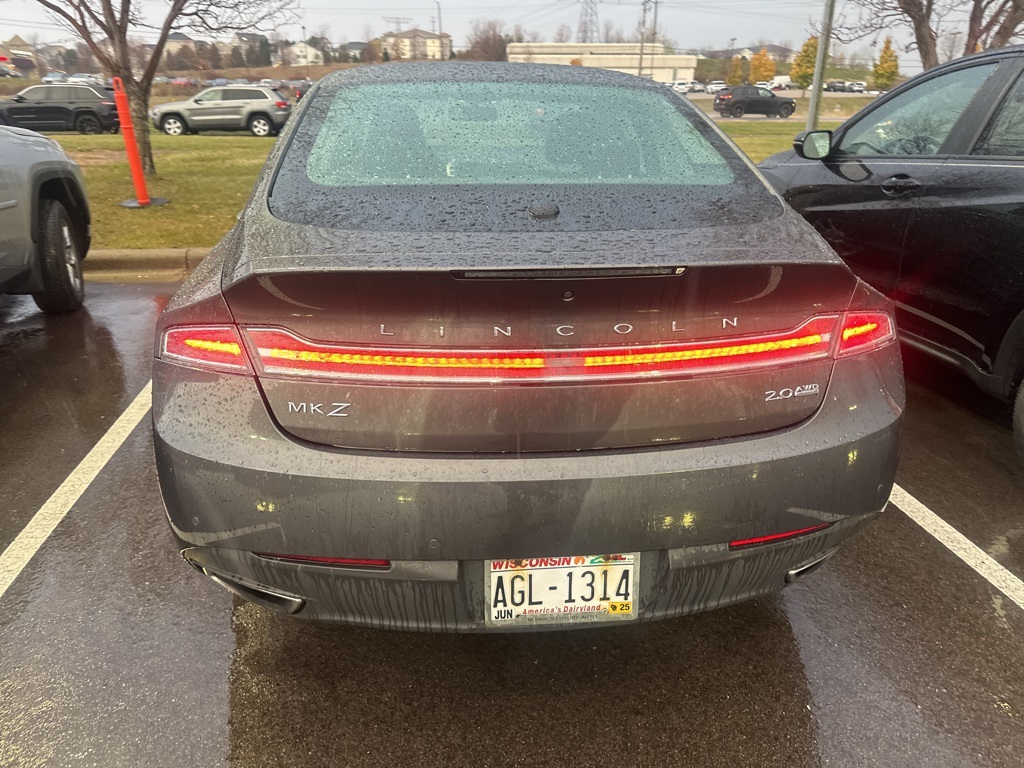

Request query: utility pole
[
  {"left": 805, "top": 0, "right": 837, "bottom": 131},
  {"left": 301, "top": 24, "right": 308, "bottom": 79},
  {"left": 436, "top": 1, "right": 446, "bottom": 58},
  {"left": 648, "top": 0, "right": 659, "bottom": 78},
  {"left": 637, "top": 0, "right": 649, "bottom": 76}
]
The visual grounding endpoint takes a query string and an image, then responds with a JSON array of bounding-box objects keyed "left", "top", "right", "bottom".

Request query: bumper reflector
[{"left": 255, "top": 553, "right": 392, "bottom": 569}]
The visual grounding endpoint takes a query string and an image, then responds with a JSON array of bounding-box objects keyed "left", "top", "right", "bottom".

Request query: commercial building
[{"left": 506, "top": 43, "right": 697, "bottom": 84}]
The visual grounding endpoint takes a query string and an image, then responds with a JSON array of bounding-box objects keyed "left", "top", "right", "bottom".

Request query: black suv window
[
  {"left": 973, "top": 72, "right": 1024, "bottom": 157},
  {"left": 67, "top": 86, "right": 101, "bottom": 101},
  {"left": 18, "top": 86, "right": 45, "bottom": 101},
  {"left": 39, "top": 86, "right": 72, "bottom": 102},
  {"left": 838, "top": 63, "right": 997, "bottom": 156}
]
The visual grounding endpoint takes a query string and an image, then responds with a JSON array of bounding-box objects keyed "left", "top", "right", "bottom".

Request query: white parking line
[
  {"left": 891, "top": 484, "right": 1024, "bottom": 613},
  {"left": 0, "top": 381, "right": 152, "bottom": 601}
]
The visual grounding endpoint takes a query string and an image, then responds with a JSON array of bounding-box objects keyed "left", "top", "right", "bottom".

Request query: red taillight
[
  {"left": 274, "top": 100, "right": 289, "bottom": 108},
  {"left": 255, "top": 553, "right": 391, "bottom": 569},
  {"left": 720, "top": 94, "right": 732, "bottom": 99},
  {"left": 161, "top": 325, "right": 250, "bottom": 373},
  {"left": 729, "top": 522, "right": 831, "bottom": 549},
  {"left": 100, "top": 100, "right": 114, "bottom": 105},
  {"left": 837, "top": 311, "right": 895, "bottom": 357},
  {"left": 246, "top": 317, "right": 838, "bottom": 383}
]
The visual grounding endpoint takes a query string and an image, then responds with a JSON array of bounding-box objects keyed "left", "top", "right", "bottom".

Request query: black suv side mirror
[
  {"left": 794, "top": 130, "right": 833, "bottom": 160},
  {"left": 11, "top": 93, "right": 25, "bottom": 103}
]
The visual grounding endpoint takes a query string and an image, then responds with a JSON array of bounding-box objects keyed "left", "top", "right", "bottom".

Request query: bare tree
[
  {"left": 832, "top": 0, "right": 1024, "bottom": 71},
  {"left": 466, "top": 19, "right": 507, "bottom": 60},
  {"left": 508, "top": 24, "right": 542, "bottom": 43},
  {"left": 26, "top": 33, "right": 48, "bottom": 76},
  {"left": 602, "top": 21, "right": 625, "bottom": 43},
  {"left": 553, "top": 24, "right": 572, "bottom": 43},
  {"left": 33, "top": 0, "right": 296, "bottom": 174}
]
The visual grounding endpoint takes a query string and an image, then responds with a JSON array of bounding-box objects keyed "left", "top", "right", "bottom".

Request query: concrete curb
[{"left": 84, "top": 248, "right": 211, "bottom": 274}]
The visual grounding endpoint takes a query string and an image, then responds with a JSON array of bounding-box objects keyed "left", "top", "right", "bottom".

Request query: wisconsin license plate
[{"left": 485, "top": 553, "right": 639, "bottom": 627}]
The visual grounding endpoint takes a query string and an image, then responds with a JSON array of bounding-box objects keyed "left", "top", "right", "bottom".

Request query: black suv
[
  {"left": 760, "top": 44, "right": 1024, "bottom": 452},
  {"left": 714, "top": 86, "right": 796, "bottom": 118},
  {"left": 0, "top": 84, "right": 119, "bottom": 134}
]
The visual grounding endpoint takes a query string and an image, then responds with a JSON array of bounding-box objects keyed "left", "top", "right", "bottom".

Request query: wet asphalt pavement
[{"left": 1, "top": 282, "right": 1022, "bottom": 767}]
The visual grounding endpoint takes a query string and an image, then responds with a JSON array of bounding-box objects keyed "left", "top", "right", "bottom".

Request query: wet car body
[
  {"left": 153, "top": 63, "right": 904, "bottom": 631},
  {"left": 759, "top": 45, "right": 1024, "bottom": 446},
  {"left": 0, "top": 126, "right": 90, "bottom": 312}
]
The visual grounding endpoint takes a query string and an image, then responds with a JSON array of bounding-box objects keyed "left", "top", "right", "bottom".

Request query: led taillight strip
[
  {"left": 264, "top": 347, "right": 545, "bottom": 370},
  {"left": 583, "top": 332, "right": 826, "bottom": 368},
  {"left": 162, "top": 326, "right": 250, "bottom": 372},
  {"left": 246, "top": 317, "right": 840, "bottom": 383}
]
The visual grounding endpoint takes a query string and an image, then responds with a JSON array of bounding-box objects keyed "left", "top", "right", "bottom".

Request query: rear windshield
[{"left": 269, "top": 78, "right": 779, "bottom": 231}]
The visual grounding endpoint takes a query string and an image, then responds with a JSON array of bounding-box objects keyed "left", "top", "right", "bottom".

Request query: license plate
[{"left": 485, "top": 553, "right": 639, "bottom": 627}]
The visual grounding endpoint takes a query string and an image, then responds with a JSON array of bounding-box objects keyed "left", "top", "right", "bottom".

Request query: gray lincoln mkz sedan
[{"left": 153, "top": 63, "right": 904, "bottom": 631}]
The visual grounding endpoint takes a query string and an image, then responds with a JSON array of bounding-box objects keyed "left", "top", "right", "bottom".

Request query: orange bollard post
[{"left": 112, "top": 77, "right": 167, "bottom": 208}]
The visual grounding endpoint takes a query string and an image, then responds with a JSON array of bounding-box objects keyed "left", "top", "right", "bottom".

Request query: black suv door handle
[{"left": 880, "top": 175, "right": 922, "bottom": 196}]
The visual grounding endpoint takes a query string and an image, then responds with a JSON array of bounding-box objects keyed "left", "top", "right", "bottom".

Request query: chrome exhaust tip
[
  {"left": 786, "top": 547, "right": 838, "bottom": 584},
  {"left": 181, "top": 551, "right": 306, "bottom": 614}
]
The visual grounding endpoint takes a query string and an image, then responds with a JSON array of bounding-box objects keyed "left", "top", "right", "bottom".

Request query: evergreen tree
[
  {"left": 790, "top": 36, "right": 818, "bottom": 88},
  {"left": 230, "top": 45, "right": 245, "bottom": 68},
  {"left": 874, "top": 37, "right": 900, "bottom": 90},
  {"left": 258, "top": 37, "right": 272, "bottom": 66}
]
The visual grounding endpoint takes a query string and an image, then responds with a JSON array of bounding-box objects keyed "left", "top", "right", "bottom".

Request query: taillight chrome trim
[{"left": 244, "top": 316, "right": 841, "bottom": 384}]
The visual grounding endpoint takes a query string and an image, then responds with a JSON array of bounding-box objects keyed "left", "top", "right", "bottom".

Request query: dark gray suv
[{"left": 150, "top": 85, "right": 291, "bottom": 136}]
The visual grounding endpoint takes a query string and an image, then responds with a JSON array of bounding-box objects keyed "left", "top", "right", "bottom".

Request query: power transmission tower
[
  {"left": 577, "top": 0, "right": 599, "bottom": 43},
  {"left": 383, "top": 16, "right": 412, "bottom": 33}
]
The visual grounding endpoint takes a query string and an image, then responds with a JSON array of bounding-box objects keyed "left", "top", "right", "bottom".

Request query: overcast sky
[{"left": 0, "top": 0, "right": 925, "bottom": 73}]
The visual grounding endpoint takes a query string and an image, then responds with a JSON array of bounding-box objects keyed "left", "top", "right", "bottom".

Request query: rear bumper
[
  {"left": 177, "top": 514, "right": 874, "bottom": 631},
  {"left": 153, "top": 343, "right": 904, "bottom": 630}
]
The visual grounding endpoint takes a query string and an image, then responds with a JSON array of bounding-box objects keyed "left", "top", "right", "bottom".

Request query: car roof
[{"left": 317, "top": 62, "right": 679, "bottom": 92}]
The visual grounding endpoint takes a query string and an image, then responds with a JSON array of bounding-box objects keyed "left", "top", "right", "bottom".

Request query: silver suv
[
  {"left": 0, "top": 126, "right": 90, "bottom": 313},
  {"left": 150, "top": 85, "right": 292, "bottom": 137}
]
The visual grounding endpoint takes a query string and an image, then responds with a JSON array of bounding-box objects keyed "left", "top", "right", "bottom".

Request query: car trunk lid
[{"left": 222, "top": 257, "right": 858, "bottom": 453}]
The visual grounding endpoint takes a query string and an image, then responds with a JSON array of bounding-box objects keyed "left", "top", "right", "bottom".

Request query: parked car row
[
  {"left": 825, "top": 80, "right": 867, "bottom": 92},
  {"left": 6, "top": 51, "right": 1024, "bottom": 636}
]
